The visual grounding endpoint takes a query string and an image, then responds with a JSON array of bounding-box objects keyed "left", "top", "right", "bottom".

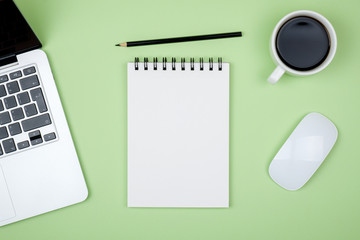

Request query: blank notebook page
[{"left": 127, "top": 61, "right": 229, "bottom": 207}]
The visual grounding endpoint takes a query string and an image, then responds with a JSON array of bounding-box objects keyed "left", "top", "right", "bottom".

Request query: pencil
[{"left": 115, "top": 31, "right": 242, "bottom": 47}]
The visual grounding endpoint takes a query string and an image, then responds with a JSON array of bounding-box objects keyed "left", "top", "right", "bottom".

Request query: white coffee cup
[{"left": 267, "top": 10, "right": 337, "bottom": 84}]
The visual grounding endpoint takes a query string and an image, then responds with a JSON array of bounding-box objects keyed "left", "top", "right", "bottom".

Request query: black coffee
[{"left": 276, "top": 16, "right": 330, "bottom": 71}]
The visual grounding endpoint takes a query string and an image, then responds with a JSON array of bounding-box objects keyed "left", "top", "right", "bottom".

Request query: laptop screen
[{"left": 0, "top": 0, "right": 41, "bottom": 60}]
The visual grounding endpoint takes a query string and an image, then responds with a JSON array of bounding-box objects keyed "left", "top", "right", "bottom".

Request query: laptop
[{"left": 0, "top": 0, "right": 87, "bottom": 227}]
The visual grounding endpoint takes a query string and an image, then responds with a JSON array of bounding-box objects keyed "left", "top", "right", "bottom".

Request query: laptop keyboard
[{"left": 0, "top": 65, "right": 57, "bottom": 156}]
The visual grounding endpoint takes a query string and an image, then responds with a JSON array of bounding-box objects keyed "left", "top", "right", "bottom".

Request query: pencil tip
[{"left": 116, "top": 43, "right": 127, "bottom": 47}]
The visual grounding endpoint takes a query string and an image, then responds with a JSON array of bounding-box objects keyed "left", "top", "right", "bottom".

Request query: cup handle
[{"left": 267, "top": 66, "right": 285, "bottom": 84}]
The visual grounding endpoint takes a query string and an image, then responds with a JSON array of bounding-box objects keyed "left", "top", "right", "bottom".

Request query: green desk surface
[{"left": 1, "top": 0, "right": 360, "bottom": 239}]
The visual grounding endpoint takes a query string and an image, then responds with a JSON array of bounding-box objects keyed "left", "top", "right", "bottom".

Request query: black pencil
[{"left": 115, "top": 31, "right": 242, "bottom": 47}]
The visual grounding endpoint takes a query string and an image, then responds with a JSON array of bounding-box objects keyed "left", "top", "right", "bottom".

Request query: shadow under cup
[{"left": 276, "top": 16, "right": 331, "bottom": 71}]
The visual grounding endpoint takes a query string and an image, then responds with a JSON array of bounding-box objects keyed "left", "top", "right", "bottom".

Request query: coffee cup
[{"left": 268, "top": 10, "right": 337, "bottom": 84}]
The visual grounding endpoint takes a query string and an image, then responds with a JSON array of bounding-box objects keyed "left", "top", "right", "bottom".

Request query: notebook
[{"left": 127, "top": 57, "right": 229, "bottom": 208}]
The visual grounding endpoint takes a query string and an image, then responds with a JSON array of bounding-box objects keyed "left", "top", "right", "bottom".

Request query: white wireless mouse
[{"left": 269, "top": 112, "right": 338, "bottom": 191}]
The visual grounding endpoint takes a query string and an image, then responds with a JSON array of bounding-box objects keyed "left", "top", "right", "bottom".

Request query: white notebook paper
[{"left": 127, "top": 58, "right": 229, "bottom": 208}]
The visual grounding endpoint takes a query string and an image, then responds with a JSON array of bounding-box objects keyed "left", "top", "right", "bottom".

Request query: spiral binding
[
  {"left": 134, "top": 57, "right": 223, "bottom": 71},
  {"left": 181, "top": 58, "right": 185, "bottom": 71},
  {"left": 163, "top": 57, "right": 167, "bottom": 70},
  {"left": 134, "top": 57, "right": 139, "bottom": 70},
  {"left": 144, "top": 57, "right": 148, "bottom": 70},
  {"left": 190, "top": 58, "right": 194, "bottom": 71},
  {"left": 172, "top": 57, "right": 176, "bottom": 70},
  {"left": 153, "top": 57, "right": 158, "bottom": 70}
]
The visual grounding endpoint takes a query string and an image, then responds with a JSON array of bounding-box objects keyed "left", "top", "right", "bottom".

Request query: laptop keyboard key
[
  {"left": 0, "top": 100, "right": 4, "bottom": 111},
  {"left": 2, "top": 138, "right": 16, "bottom": 153},
  {"left": 29, "top": 130, "right": 40, "bottom": 138},
  {"left": 0, "top": 85, "right": 7, "bottom": 97},
  {"left": 0, "top": 127, "right": 8, "bottom": 139},
  {"left": 0, "top": 75, "right": 8, "bottom": 83},
  {"left": 44, "top": 132, "right": 56, "bottom": 142},
  {"left": 30, "top": 88, "right": 47, "bottom": 113},
  {"left": 24, "top": 103, "right": 37, "bottom": 117},
  {"left": 9, "top": 71, "right": 22, "bottom": 80},
  {"left": 29, "top": 130, "right": 42, "bottom": 145},
  {"left": 17, "top": 92, "right": 30, "bottom": 105},
  {"left": 21, "top": 113, "right": 51, "bottom": 132},
  {"left": 11, "top": 107, "right": 25, "bottom": 121},
  {"left": 17, "top": 140, "right": 30, "bottom": 150},
  {"left": 23, "top": 66, "right": 36, "bottom": 76},
  {"left": 31, "top": 137, "right": 43, "bottom": 146},
  {"left": 6, "top": 81, "right": 20, "bottom": 94},
  {"left": 8, "top": 123, "right": 22, "bottom": 136},
  {"left": 0, "top": 145, "right": 3, "bottom": 155},
  {"left": 0, "top": 112, "right": 11, "bottom": 125},
  {"left": 4, "top": 96, "right": 17, "bottom": 109},
  {"left": 20, "top": 75, "right": 39, "bottom": 90}
]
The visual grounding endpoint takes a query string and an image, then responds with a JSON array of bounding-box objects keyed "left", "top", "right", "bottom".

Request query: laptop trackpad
[{"left": 0, "top": 165, "right": 16, "bottom": 222}]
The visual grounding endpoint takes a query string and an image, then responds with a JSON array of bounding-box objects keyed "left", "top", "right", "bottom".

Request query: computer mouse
[{"left": 269, "top": 112, "right": 338, "bottom": 190}]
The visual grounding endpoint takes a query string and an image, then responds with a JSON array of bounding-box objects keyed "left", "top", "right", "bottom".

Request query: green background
[{"left": 1, "top": 0, "right": 360, "bottom": 239}]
